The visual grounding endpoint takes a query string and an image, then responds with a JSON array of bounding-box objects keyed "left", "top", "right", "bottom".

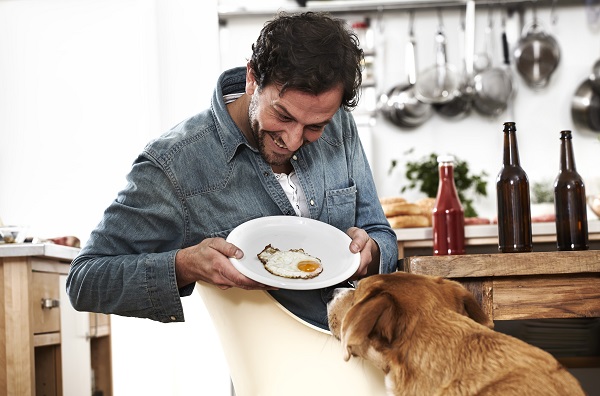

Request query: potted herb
[
  {"left": 389, "top": 149, "right": 488, "bottom": 218},
  {"left": 531, "top": 180, "right": 555, "bottom": 217}
]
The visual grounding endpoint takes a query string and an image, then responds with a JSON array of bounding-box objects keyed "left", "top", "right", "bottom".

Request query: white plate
[{"left": 226, "top": 216, "right": 360, "bottom": 290}]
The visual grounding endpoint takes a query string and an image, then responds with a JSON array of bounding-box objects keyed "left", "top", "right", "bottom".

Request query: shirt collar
[{"left": 211, "top": 67, "right": 258, "bottom": 163}]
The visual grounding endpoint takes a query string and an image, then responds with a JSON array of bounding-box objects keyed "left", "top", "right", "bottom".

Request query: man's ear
[
  {"left": 341, "top": 292, "right": 398, "bottom": 361},
  {"left": 245, "top": 63, "right": 258, "bottom": 95}
]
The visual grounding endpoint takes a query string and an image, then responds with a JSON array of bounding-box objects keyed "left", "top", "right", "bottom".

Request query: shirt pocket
[{"left": 325, "top": 180, "right": 357, "bottom": 232}]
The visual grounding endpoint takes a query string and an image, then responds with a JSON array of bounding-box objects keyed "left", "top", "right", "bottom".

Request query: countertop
[
  {"left": 394, "top": 219, "right": 600, "bottom": 242},
  {"left": 0, "top": 243, "right": 80, "bottom": 261}
]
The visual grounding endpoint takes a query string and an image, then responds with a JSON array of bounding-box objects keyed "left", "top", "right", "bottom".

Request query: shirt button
[
  {"left": 292, "top": 155, "right": 298, "bottom": 161},
  {"left": 170, "top": 316, "right": 177, "bottom": 321},
  {"left": 310, "top": 199, "right": 315, "bottom": 206}
]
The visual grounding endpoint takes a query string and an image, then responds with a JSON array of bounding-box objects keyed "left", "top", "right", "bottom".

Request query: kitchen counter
[
  {"left": 0, "top": 243, "right": 79, "bottom": 261},
  {"left": 394, "top": 219, "right": 600, "bottom": 257}
]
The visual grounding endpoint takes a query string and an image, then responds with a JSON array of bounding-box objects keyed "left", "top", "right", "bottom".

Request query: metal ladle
[
  {"left": 380, "top": 12, "right": 432, "bottom": 128},
  {"left": 434, "top": 1, "right": 476, "bottom": 118},
  {"left": 473, "top": 7, "right": 514, "bottom": 118},
  {"left": 414, "top": 9, "right": 460, "bottom": 104}
]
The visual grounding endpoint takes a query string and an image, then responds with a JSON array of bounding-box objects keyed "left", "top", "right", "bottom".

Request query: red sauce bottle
[{"left": 432, "top": 155, "right": 465, "bottom": 255}]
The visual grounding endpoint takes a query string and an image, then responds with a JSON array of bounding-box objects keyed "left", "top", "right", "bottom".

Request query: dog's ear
[
  {"left": 439, "top": 277, "right": 494, "bottom": 329},
  {"left": 340, "top": 291, "right": 398, "bottom": 361},
  {"left": 459, "top": 288, "right": 494, "bottom": 329}
]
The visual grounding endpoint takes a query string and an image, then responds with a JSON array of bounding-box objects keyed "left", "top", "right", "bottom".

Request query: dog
[{"left": 327, "top": 272, "right": 585, "bottom": 396}]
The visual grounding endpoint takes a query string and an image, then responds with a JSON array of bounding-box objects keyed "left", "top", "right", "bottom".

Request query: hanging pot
[
  {"left": 571, "top": 59, "right": 600, "bottom": 133},
  {"left": 513, "top": 3, "right": 560, "bottom": 90}
]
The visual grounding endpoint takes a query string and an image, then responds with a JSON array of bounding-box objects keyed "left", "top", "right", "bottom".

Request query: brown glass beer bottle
[
  {"left": 496, "top": 122, "right": 533, "bottom": 253},
  {"left": 554, "top": 130, "right": 589, "bottom": 251},
  {"left": 432, "top": 155, "right": 465, "bottom": 255}
]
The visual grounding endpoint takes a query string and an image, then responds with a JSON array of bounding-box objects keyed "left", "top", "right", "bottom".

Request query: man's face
[{"left": 245, "top": 68, "right": 343, "bottom": 172}]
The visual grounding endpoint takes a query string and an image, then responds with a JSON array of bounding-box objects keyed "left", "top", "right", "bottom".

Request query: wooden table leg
[{"left": 459, "top": 278, "right": 494, "bottom": 322}]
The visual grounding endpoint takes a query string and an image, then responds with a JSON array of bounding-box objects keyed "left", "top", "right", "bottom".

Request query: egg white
[{"left": 257, "top": 245, "right": 323, "bottom": 279}]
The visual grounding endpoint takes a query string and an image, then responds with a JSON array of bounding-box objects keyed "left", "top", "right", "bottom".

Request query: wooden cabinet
[
  {"left": 89, "top": 313, "right": 112, "bottom": 395},
  {"left": 0, "top": 244, "right": 112, "bottom": 396}
]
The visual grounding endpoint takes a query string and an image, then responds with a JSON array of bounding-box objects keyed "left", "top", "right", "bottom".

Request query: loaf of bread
[
  {"left": 387, "top": 215, "right": 430, "bottom": 229},
  {"left": 379, "top": 196, "right": 407, "bottom": 205},
  {"left": 379, "top": 196, "right": 434, "bottom": 228},
  {"left": 382, "top": 202, "right": 423, "bottom": 217}
]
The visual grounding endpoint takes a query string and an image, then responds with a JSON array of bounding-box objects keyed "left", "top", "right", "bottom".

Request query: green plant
[
  {"left": 531, "top": 181, "right": 554, "bottom": 204},
  {"left": 390, "top": 149, "right": 488, "bottom": 218}
]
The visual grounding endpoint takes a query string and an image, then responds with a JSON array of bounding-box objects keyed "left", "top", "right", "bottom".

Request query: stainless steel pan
[
  {"left": 513, "top": 2, "right": 560, "bottom": 90},
  {"left": 571, "top": 59, "right": 600, "bottom": 133}
]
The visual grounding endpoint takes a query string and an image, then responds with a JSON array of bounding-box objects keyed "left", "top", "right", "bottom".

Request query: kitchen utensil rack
[{"left": 218, "top": 0, "right": 580, "bottom": 21}]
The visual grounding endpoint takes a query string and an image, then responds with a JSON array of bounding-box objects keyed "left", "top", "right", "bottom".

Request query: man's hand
[
  {"left": 175, "top": 237, "right": 275, "bottom": 290},
  {"left": 346, "top": 227, "right": 380, "bottom": 280}
]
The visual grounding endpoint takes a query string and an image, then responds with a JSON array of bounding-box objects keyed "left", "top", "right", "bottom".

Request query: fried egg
[{"left": 257, "top": 244, "right": 323, "bottom": 279}]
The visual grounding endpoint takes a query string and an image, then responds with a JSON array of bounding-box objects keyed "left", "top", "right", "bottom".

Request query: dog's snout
[{"left": 330, "top": 287, "right": 352, "bottom": 302}]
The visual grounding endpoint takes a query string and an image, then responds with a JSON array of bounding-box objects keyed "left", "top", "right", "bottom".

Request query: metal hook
[
  {"left": 408, "top": 10, "right": 415, "bottom": 37},
  {"left": 550, "top": 0, "right": 559, "bottom": 25}
]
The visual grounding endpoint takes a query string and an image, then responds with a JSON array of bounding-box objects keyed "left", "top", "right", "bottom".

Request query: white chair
[{"left": 196, "top": 282, "right": 387, "bottom": 396}]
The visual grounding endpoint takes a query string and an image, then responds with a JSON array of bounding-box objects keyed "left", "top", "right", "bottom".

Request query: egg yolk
[{"left": 297, "top": 261, "right": 320, "bottom": 272}]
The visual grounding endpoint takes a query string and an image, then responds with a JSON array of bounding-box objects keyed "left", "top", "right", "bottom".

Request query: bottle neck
[
  {"left": 560, "top": 134, "right": 576, "bottom": 172},
  {"left": 503, "top": 129, "right": 520, "bottom": 166},
  {"left": 438, "top": 162, "right": 457, "bottom": 191}
]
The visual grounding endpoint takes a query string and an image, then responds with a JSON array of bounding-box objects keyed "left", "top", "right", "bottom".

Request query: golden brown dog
[{"left": 327, "top": 272, "right": 585, "bottom": 396}]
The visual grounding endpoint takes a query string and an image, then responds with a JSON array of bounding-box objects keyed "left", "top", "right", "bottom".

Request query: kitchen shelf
[
  {"left": 394, "top": 219, "right": 600, "bottom": 258},
  {"left": 218, "top": 0, "right": 580, "bottom": 21}
]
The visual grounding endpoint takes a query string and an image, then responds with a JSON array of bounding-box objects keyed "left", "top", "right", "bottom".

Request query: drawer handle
[{"left": 41, "top": 298, "right": 60, "bottom": 309}]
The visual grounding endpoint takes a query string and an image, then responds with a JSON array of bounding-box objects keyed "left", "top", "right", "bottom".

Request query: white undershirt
[{"left": 274, "top": 171, "right": 309, "bottom": 217}]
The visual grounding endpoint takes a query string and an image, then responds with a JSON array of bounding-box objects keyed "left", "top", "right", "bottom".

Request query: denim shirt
[{"left": 66, "top": 67, "right": 398, "bottom": 330}]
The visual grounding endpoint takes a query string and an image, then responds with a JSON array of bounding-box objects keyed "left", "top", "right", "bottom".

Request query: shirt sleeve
[
  {"left": 346, "top": 118, "right": 399, "bottom": 275},
  {"left": 66, "top": 157, "right": 191, "bottom": 323}
]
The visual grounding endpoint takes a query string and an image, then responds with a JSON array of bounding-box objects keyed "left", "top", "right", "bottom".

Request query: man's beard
[{"left": 248, "top": 96, "right": 293, "bottom": 168}]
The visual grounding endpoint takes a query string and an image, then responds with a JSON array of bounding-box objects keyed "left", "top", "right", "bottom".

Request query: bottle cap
[{"left": 437, "top": 154, "right": 455, "bottom": 163}]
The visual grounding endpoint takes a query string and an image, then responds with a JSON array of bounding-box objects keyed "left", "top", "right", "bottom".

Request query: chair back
[{"left": 196, "top": 282, "right": 387, "bottom": 396}]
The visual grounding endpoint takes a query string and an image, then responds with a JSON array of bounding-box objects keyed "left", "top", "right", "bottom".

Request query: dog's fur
[{"left": 327, "top": 272, "right": 585, "bottom": 396}]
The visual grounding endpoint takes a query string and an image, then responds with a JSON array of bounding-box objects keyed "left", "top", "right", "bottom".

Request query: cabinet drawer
[{"left": 32, "top": 271, "right": 61, "bottom": 334}]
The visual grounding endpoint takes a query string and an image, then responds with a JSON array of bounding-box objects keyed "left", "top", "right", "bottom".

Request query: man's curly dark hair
[{"left": 249, "top": 12, "right": 364, "bottom": 111}]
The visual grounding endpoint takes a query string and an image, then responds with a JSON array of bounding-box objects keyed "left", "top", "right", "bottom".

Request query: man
[{"left": 67, "top": 12, "right": 398, "bottom": 330}]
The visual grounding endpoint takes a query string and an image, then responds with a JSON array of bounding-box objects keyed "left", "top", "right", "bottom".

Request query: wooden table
[
  {"left": 400, "top": 250, "right": 600, "bottom": 367},
  {"left": 400, "top": 250, "right": 600, "bottom": 321}
]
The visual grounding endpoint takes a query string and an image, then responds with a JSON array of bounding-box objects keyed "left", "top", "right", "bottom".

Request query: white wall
[{"left": 0, "top": 0, "right": 231, "bottom": 395}]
